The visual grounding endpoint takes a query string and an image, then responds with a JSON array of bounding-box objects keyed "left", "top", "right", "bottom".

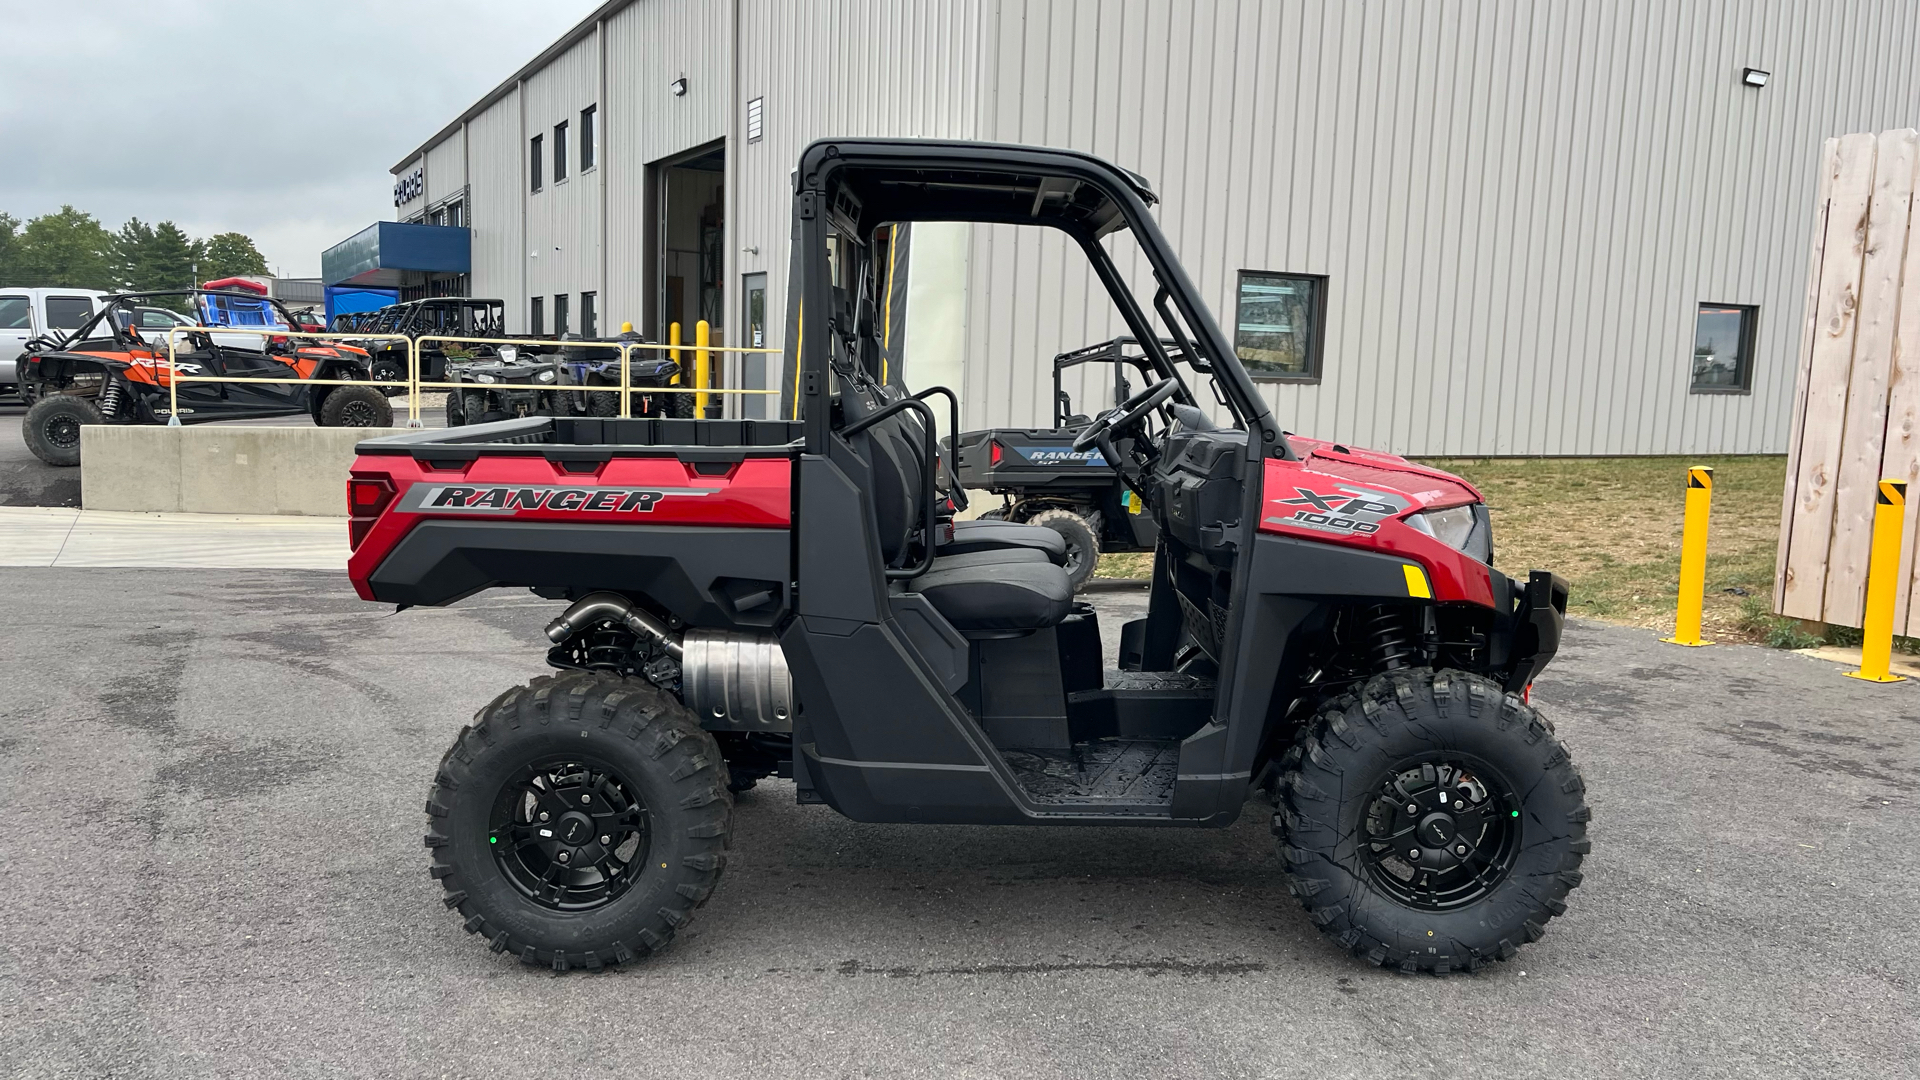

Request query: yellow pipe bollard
[
  {"left": 1662, "top": 465, "right": 1714, "bottom": 647},
  {"left": 1845, "top": 478, "right": 1908, "bottom": 683},
  {"left": 695, "top": 319, "right": 711, "bottom": 418},
  {"left": 669, "top": 322, "right": 682, "bottom": 385}
]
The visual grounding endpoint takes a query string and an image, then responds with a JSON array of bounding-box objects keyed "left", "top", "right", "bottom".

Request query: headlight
[
  {"left": 1406, "top": 504, "right": 1492, "bottom": 564},
  {"left": 535, "top": 368, "right": 556, "bottom": 383},
  {"left": 474, "top": 373, "right": 496, "bottom": 384},
  {"left": 498, "top": 345, "right": 519, "bottom": 363}
]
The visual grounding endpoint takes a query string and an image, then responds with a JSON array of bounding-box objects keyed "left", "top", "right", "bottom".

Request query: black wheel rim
[
  {"left": 489, "top": 758, "right": 652, "bottom": 912},
  {"left": 340, "top": 399, "right": 378, "bottom": 426},
  {"left": 44, "top": 415, "right": 82, "bottom": 449},
  {"left": 1358, "top": 756, "right": 1521, "bottom": 911}
]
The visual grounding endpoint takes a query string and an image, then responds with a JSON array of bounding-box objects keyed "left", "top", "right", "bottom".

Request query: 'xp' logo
[{"left": 1277, "top": 488, "right": 1399, "bottom": 517}]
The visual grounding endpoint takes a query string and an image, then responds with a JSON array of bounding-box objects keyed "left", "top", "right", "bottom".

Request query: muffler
[{"left": 545, "top": 592, "right": 792, "bottom": 730}]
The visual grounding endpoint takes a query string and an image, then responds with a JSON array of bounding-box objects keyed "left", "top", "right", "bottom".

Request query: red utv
[{"left": 344, "top": 140, "right": 1584, "bottom": 975}]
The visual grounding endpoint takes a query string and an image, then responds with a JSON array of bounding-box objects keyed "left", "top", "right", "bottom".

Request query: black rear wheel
[
  {"left": 1275, "top": 669, "right": 1589, "bottom": 974},
  {"left": 318, "top": 383, "right": 393, "bottom": 427},
  {"left": 426, "top": 672, "right": 732, "bottom": 970},
  {"left": 22, "top": 394, "right": 105, "bottom": 467}
]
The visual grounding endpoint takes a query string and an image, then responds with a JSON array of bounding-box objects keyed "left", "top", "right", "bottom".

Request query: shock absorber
[
  {"left": 97, "top": 379, "right": 126, "bottom": 420},
  {"left": 1362, "top": 605, "right": 1420, "bottom": 671}
]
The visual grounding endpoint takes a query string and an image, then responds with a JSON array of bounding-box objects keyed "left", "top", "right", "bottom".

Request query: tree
[
  {"left": 201, "top": 231, "right": 269, "bottom": 280},
  {"left": 111, "top": 217, "right": 157, "bottom": 291},
  {"left": 0, "top": 213, "right": 19, "bottom": 286},
  {"left": 10, "top": 206, "right": 116, "bottom": 290}
]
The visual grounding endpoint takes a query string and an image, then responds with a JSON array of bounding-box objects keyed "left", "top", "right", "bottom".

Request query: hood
[{"left": 1286, "top": 435, "right": 1482, "bottom": 510}]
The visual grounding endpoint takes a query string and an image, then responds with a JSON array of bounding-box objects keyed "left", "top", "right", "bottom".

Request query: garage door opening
[{"left": 652, "top": 142, "right": 725, "bottom": 413}]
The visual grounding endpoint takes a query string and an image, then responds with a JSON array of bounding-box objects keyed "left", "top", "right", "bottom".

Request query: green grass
[{"left": 1428, "top": 455, "right": 1787, "bottom": 640}]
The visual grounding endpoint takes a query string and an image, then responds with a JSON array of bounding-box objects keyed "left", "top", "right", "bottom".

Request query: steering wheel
[{"left": 1072, "top": 376, "right": 1179, "bottom": 452}]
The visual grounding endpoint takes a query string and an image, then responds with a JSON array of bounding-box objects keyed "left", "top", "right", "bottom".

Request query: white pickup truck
[{"left": 1, "top": 288, "right": 109, "bottom": 395}]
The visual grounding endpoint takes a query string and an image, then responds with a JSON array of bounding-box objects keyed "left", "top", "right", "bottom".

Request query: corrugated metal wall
[
  {"left": 466, "top": 91, "right": 525, "bottom": 328},
  {"left": 424, "top": 129, "right": 467, "bottom": 204},
  {"left": 397, "top": 0, "right": 1920, "bottom": 452},
  {"left": 520, "top": 34, "right": 605, "bottom": 330},
  {"left": 962, "top": 0, "right": 1920, "bottom": 455},
  {"left": 733, "top": 0, "right": 984, "bottom": 406},
  {"left": 604, "top": 0, "right": 731, "bottom": 330}
]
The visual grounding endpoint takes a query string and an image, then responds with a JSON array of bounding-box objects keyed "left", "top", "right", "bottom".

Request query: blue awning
[{"left": 321, "top": 221, "right": 470, "bottom": 287}]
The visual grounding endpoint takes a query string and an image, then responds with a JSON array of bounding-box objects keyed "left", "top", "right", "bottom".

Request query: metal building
[{"left": 340, "top": 0, "right": 1920, "bottom": 455}]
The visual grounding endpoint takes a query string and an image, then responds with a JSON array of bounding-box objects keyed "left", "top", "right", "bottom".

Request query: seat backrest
[{"left": 862, "top": 406, "right": 927, "bottom": 568}]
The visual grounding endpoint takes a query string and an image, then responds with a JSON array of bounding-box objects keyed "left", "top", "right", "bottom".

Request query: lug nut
[
  {"left": 1455, "top": 844, "right": 1468, "bottom": 856},
  {"left": 1406, "top": 803, "right": 1419, "bottom": 814},
  {"left": 599, "top": 835, "right": 611, "bottom": 846},
  {"left": 557, "top": 851, "right": 570, "bottom": 864},
  {"left": 581, "top": 793, "right": 591, "bottom": 803},
  {"left": 1408, "top": 849, "right": 1421, "bottom": 860},
  {"left": 538, "top": 811, "right": 550, "bottom": 822}
]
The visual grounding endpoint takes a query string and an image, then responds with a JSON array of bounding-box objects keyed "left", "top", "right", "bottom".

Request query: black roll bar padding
[
  {"left": 840, "top": 395, "right": 941, "bottom": 581},
  {"left": 909, "top": 386, "right": 967, "bottom": 512}
]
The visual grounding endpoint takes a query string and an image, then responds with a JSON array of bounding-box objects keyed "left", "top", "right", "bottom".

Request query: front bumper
[{"left": 1494, "top": 569, "right": 1569, "bottom": 692}]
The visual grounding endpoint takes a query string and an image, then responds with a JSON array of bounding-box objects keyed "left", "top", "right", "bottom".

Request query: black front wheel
[
  {"left": 425, "top": 672, "right": 732, "bottom": 970},
  {"left": 1026, "top": 508, "right": 1100, "bottom": 592},
  {"left": 22, "top": 394, "right": 105, "bottom": 467},
  {"left": 1275, "top": 669, "right": 1589, "bottom": 974}
]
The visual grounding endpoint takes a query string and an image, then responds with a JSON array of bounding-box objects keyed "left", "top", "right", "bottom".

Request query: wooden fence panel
[
  {"left": 1823, "top": 129, "right": 1919, "bottom": 628},
  {"left": 1777, "top": 138, "right": 1839, "bottom": 613},
  {"left": 1778, "top": 132, "right": 1880, "bottom": 620}
]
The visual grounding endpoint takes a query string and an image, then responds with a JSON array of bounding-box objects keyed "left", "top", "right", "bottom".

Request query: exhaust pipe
[{"left": 544, "top": 591, "right": 683, "bottom": 658}]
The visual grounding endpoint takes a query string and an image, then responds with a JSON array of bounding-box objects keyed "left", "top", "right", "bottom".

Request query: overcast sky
[{"left": 1, "top": 0, "right": 603, "bottom": 277}]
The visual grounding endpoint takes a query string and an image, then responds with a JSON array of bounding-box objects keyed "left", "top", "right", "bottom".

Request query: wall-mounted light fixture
[
  {"left": 1742, "top": 67, "right": 1770, "bottom": 88},
  {"left": 669, "top": 76, "right": 688, "bottom": 97}
]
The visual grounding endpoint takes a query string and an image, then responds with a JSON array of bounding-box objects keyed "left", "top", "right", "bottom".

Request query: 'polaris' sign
[{"left": 393, "top": 168, "right": 424, "bottom": 207}]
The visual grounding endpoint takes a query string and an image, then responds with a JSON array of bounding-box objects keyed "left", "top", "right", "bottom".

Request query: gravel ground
[{"left": 0, "top": 569, "right": 1914, "bottom": 1079}]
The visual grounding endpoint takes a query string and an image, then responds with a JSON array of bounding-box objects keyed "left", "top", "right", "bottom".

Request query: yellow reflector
[{"left": 1403, "top": 564, "right": 1431, "bottom": 599}]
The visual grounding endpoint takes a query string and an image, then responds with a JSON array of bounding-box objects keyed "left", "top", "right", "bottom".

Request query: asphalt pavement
[{"left": 0, "top": 569, "right": 1914, "bottom": 1079}]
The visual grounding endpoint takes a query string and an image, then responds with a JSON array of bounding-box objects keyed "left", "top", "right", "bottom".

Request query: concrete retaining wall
[{"left": 81, "top": 426, "right": 409, "bottom": 517}]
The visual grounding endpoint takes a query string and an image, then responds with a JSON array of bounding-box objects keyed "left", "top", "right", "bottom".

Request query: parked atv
[
  {"left": 348, "top": 139, "right": 1584, "bottom": 976},
  {"left": 19, "top": 289, "right": 391, "bottom": 466},
  {"left": 441, "top": 347, "right": 567, "bottom": 427},
  {"left": 556, "top": 334, "right": 690, "bottom": 419},
  {"left": 950, "top": 337, "right": 1173, "bottom": 589}
]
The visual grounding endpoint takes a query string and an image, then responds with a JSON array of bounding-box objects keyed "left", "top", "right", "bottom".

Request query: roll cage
[
  {"left": 40, "top": 288, "right": 309, "bottom": 350},
  {"left": 788, "top": 139, "right": 1294, "bottom": 461}
]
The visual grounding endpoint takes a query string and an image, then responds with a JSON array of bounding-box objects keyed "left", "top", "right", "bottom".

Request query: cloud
[{"left": 0, "top": 0, "right": 603, "bottom": 276}]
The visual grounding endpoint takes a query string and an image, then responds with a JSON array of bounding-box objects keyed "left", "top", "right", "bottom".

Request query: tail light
[
  {"left": 347, "top": 476, "right": 396, "bottom": 550},
  {"left": 989, "top": 440, "right": 1004, "bottom": 465}
]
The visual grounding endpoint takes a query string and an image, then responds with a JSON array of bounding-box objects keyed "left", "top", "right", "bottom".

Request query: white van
[{"left": 1, "top": 288, "right": 110, "bottom": 394}]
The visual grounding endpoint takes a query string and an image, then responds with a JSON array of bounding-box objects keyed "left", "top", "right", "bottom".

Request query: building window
[
  {"left": 553, "top": 122, "right": 568, "bottom": 182},
  {"left": 580, "top": 105, "right": 596, "bottom": 170},
  {"left": 530, "top": 296, "right": 544, "bottom": 335},
  {"left": 1692, "top": 303, "right": 1756, "bottom": 393},
  {"left": 1234, "top": 271, "right": 1326, "bottom": 380},
  {"left": 581, "top": 291, "right": 597, "bottom": 338},
  {"left": 446, "top": 199, "right": 463, "bottom": 228},
  {"left": 530, "top": 134, "right": 542, "bottom": 192},
  {"left": 746, "top": 96, "right": 763, "bottom": 143},
  {"left": 554, "top": 293, "right": 570, "bottom": 336}
]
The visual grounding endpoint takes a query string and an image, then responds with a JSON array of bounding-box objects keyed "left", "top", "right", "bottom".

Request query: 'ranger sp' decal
[
  {"left": 1012, "top": 446, "right": 1108, "bottom": 466},
  {"left": 396, "top": 484, "right": 713, "bottom": 516}
]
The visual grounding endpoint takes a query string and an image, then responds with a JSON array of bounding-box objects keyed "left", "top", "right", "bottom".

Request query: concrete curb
[{"left": 80, "top": 425, "right": 408, "bottom": 517}]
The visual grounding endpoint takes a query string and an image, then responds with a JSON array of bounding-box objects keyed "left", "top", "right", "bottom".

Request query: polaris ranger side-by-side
[{"left": 346, "top": 140, "right": 1584, "bottom": 975}]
